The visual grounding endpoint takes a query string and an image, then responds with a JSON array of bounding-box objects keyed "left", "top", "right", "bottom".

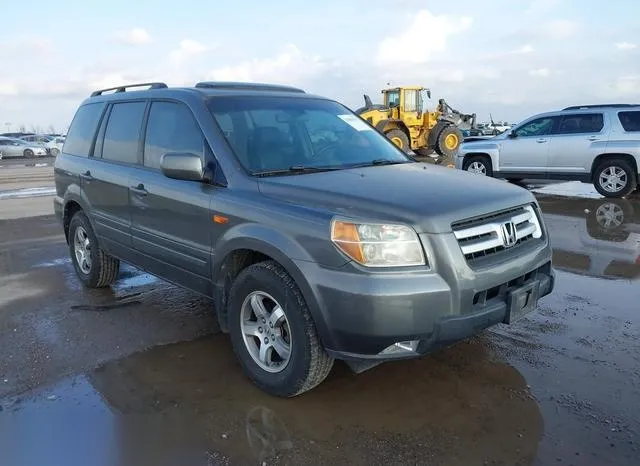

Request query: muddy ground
[{"left": 0, "top": 191, "right": 639, "bottom": 465}]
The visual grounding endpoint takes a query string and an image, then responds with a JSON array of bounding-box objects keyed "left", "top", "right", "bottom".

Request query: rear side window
[
  {"left": 62, "top": 103, "right": 105, "bottom": 157},
  {"left": 101, "top": 101, "right": 146, "bottom": 164},
  {"left": 618, "top": 111, "right": 640, "bottom": 132},
  {"left": 143, "top": 101, "right": 204, "bottom": 169},
  {"left": 555, "top": 113, "right": 604, "bottom": 134}
]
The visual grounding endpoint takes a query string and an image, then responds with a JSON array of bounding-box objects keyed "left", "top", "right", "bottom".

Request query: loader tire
[
  {"left": 435, "top": 125, "right": 463, "bottom": 159},
  {"left": 385, "top": 129, "right": 410, "bottom": 153}
]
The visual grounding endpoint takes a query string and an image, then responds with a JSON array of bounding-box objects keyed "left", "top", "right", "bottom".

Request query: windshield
[{"left": 207, "top": 96, "right": 410, "bottom": 174}]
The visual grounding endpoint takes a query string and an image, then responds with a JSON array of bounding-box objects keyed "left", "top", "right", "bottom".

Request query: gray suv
[
  {"left": 54, "top": 81, "right": 554, "bottom": 397},
  {"left": 457, "top": 104, "right": 640, "bottom": 198}
]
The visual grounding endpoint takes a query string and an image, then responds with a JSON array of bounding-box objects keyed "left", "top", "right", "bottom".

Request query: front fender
[
  {"left": 211, "top": 223, "right": 337, "bottom": 348},
  {"left": 459, "top": 143, "right": 501, "bottom": 168}
]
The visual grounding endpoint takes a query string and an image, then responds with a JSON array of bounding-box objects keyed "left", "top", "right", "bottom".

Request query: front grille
[{"left": 452, "top": 204, "right": 543, "bottom": 262}]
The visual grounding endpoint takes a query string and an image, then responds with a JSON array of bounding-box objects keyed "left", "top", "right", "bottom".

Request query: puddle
[{"left": 0, "top": 336, "right": 543, "bottom": 466}]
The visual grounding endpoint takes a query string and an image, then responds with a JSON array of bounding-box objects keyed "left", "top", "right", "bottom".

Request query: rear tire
[
  {"left": 435, "top": 125, "right": 463, "bottom": 158},
  {"left": 68, "top": 211, "right": 120, "bottom": 288},
  {"left": 228, "top": 260, "right": 334, "bottom": 397},
  {"left": 463, "top": 155, "right": 493, "bottom": 177},
  {"left": 23, "top": 149, "right": 34, "bottom": 158},
  {"left": 385, "top": 129, "right": 410, "bottom": 153},
  {"left": 593, "top": 158, "right": 637, "bottom": 198}
]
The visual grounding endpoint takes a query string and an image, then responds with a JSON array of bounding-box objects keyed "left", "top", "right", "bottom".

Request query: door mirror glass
[
  {"left": 507, "top": 131, "right": 518, "bottom": 139},
  {"left": 160, "top": 153, "right": 204, "bottom": 181}
]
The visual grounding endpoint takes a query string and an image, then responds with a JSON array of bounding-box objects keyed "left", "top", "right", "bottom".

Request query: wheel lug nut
[
  {"left": 269, "top": 322, "right": 273, "bottom": 328},
  {"left": 264, "top": 337, "right": 269, "bottom": 344},
  {"left": 261, "top": 318, "right": 266, "bottom": 323},
  {"left": 258, "top": 327, "right": 263, "bottom": 333},
  {"left": 271, "top": 335, "right": 275, "bottom": 341}
]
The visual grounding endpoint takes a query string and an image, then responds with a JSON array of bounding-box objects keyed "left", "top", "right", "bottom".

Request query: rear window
[
  {"left": 63, "top": 103, "right": 105, "bottom": 157},
  {"left": 618, "top": 111, "right": 640, "bottom": 132},
  {"left": 555, "top": 113, "right": 603, "bottom": 134}
]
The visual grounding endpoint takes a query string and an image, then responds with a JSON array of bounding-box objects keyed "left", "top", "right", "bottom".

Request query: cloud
[
  {"left": 169, "top": 39, "right": 218, "bottom": 64},
  {"left": 529, "top": 68, "right": 551, "bottom": 77},
  {"left": 615, "top": 41, "right": 637, "bottom": 50},
  {"left": 207, "top": 44, "right": 331, "bottom": 85},
  {"left": 376, "top": 10, "right": 473, "bottom": 65},
  {"left": 0, "top": 36, "right": 53, "bottom": 56},
  {"left": 0, "top": 81, "right": 18, "bottom": 96},
  {"left": 612, "top": 76, "right": 640, "bottom": 95},
  {"left": 113, "top": 28, "right": 152, "bottom": 46},
  {"left": 544, "top": 19, "right": 579, "bottom": 39}
]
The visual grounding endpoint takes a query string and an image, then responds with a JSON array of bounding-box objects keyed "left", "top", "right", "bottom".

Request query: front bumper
[{"left": 298, "top": 235, "right": 554, "bottom": 361}]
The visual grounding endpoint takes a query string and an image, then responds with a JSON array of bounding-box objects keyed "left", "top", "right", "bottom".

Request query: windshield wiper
[
  {"left": 347, "top": 159, "right": 413, "bottom": 168},
  {"left": 252, "top": 165, "right": 343, "bottom": 177}
]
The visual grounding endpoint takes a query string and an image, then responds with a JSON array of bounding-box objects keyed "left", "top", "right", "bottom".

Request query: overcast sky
[{"left": 1, "top": 0, "right": 638, "bottom": 132}]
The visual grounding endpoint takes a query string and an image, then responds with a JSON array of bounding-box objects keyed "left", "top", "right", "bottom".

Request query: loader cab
[{"left": 382, "top": 87, "right": 430, "bottom": 119}]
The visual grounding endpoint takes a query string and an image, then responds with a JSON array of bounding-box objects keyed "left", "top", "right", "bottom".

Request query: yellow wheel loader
[{"left": 355, "top": 86, "right": 477, "bottom": 166}]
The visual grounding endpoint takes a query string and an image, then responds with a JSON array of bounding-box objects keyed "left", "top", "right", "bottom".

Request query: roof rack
[
  {"left": 194, "top": 81, "right": 305, "bottom": 93},
  {"left": 90, "top": 82, "right": 168, "bottom": 97},
  {"left": 562, "top": 104, "right": 639, "bottom": 111}
]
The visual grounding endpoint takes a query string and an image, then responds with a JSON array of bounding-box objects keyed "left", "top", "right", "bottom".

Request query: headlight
[{"left": 331, "top": 219, "right": 426, "bottom": 267}]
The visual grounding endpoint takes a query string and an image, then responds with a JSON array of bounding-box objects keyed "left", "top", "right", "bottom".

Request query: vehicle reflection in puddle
[
  {"left": 537, "top": 194, "right": 640, "bottom": 280},
  {"left": 1, "top": 336, "right": 543, "bottom": 466}
]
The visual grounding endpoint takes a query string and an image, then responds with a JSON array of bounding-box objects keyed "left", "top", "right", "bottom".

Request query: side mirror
[
  {"left": 160, "top": 153, "right": 204, "bottom": 181},
  {"left": 507, "top": 131, "right": 518, "bottom": 139}
]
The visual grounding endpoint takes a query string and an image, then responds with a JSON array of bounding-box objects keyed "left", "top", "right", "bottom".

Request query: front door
[
  {"left": 546, "top": 112, "right": 609, "bottom": 176},
  {"left": 129, "top": 100, "right": 215, "bottom": 296},
  {"left": 82, "top": 100, "right": 146, "bottom": 255},
  {"left": 498, "top": 116, "right": 559, "bottom": 174}
]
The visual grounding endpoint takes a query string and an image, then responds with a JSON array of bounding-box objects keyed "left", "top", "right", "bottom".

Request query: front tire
[
  {"left": 435, "top": 125, "right": 463, "bottom": 159},
  {"left": 68, "top": 211, "right": 120, "bottom": 288},
  {"left": 385, "top": 129, "right": 410, "bottom": 153},
  {"left": 593, "top": 158, "right": 637, "bottom": 198},
  {"left": 228, "top": 260, "right": 334, "bottom": 397},
  {"left": 463, "top": 155, "right": 493, "bottom": 177},
  {"left": 51, "top": 148, "right": 60, "bottom": 156},
  {"left": 23, "top": 149, "right": 34, "bottom": 158}
]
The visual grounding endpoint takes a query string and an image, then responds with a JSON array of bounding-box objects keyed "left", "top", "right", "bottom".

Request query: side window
[
  {"left": 143, "top": 101, "right": 204, "bottom": 169},
  {"left": 514, "top": 117, "right": 557, "bottom": 137},
  {"left": 63, "top": 103, "right": 105, "bottom": 157},
  {"left": 555, "top": 113, "right": 604, "bottom": 135},
  {"left": 102, "top": 101, "right": 146, "bottom": 164},
  {"left": 618, "top": 111, "right": 640, "bottom": 132},
  {"left": 404, "top": 90, "right": 418, "bottom": 112}
]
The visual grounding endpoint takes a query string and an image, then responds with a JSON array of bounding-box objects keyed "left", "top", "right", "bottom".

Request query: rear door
[
  {"left": 82, "top": 100, "right": 146, "bottom": 255},
  {"left": 128, "top": 100, "right": 216, "bottom": 295},
  {"left": 497, "top": 116, "right": 559, "bottom": 173},
  {"left": 546, "top": 112, "right": 608, "bottom": 176}
]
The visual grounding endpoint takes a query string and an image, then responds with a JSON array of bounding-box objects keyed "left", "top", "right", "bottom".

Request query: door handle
[
  {"left": 536, "top": 138, "right": 548, "bottom": 143},
  {"left": 80, "top": 170, "right": 93, "bottom": 181},
  {"left": 587, "top": 136, "right": 599, "bottom": 141},
  {"left": 130, "top": 183, "right": 148, "bottom": 196}
]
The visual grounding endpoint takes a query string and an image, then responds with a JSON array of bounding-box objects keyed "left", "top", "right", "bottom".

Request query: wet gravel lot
[{"left": 0, "top": 189, "right": 639, "bottom": 465}]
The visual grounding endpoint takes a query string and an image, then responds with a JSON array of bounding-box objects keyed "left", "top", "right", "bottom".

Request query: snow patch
[
  {"left": 0, "top": 187, "right": 56, "bottom": 200},
  {"left": 531, "top": 181, "right": 603, "bottom": 199}
]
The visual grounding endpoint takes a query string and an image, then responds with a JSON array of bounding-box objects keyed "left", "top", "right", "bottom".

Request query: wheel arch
[
  {"left": 62, "top": 193, "right": 94, "bottom": 244},
  {"left": 590, "top": 153, "right": 639, "bottom": 182},
  {"left": 376, "top": 119, "right": 410, "bottom": 138},
  {"left": 212, "top": 230, "right": 335, "bottom": 350}
]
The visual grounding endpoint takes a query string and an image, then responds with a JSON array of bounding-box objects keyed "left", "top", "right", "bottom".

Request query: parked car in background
[
  {"left": 456, "top": 104, "right": 640, "bottom": 198},
  {"left": 19, "top": 134, "right": 65, "bottom": 156},
  {"left": 0, "top": 136, "right": 48, "bottom": 158}
]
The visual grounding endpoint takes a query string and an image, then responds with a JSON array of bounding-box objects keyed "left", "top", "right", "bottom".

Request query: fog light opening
[{"left": 379, "top": 340, "right": 419, "bottom": 355}]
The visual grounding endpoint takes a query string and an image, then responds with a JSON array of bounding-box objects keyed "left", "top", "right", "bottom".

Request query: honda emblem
[{"left": 501, "top": 221, "right": 517, "bottom": 248}]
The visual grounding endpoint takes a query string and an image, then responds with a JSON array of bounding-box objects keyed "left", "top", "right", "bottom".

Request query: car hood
[{"left": 257, "top": 163, "right": 535, "bottom": 234}]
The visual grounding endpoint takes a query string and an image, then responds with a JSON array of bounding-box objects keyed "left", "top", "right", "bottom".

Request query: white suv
[{"left": 456, "top": 105, "right": 640, "bottom": 198}]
